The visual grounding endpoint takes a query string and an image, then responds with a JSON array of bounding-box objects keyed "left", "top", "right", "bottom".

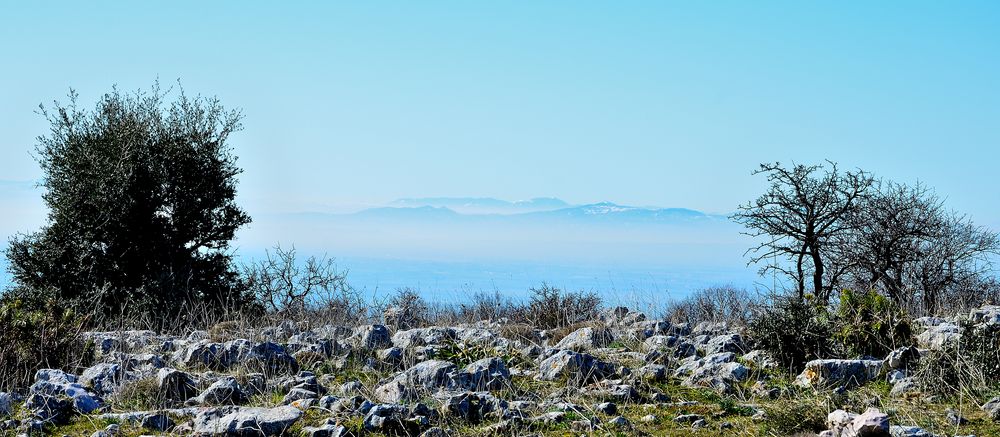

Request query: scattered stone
[
  {"left": 302, "top": 423, "right": 349, "bottom": 437},
  {"left": 594, "top": 402, "right": 617, "bottom": 415},
  {"left": 140, "top": 412, "right": 174, "bottom": 431},
  {"left": 884, "top": 346, "right": 920, "bottom": 370},
  {"left": 79, "top": 363, "right": 124, "bottom": 396},
  {"left": 440, "top": 392, "right": 508, "bottom": 422},
  {"left": 890, "top": 377, "right": 919, "bottom": 397},
  {"left": 946, "top": 408, "right": 967, "bottom": 425},
  {"left": 157, "top": 368, "right": 198, "bottom": 404},
  {"left": 700, "top": 333, "right": 746, "bottom": 355},
  {"left": 982, "top": 396, "right": 1000, "bottom": 421},
  {"left": 889, "top": 425, "right": 935, "bottom": 437},
  {"left": 637, "top": 364, "right": 667, "bottom": 382},
  {"left": 461, "top": 357, "right": 511, "bottom": 391},
  {"left": 29, "top": 369, "right": 102, "bottom": 415},
  {"left": 741, "top": 350, "right": 778, "bottom": 369},
  {"left": 192, "top": 376, "right": 246, "bottom": 405},
  {"left": 850, "top": 407, "right": 890, "bottom": 436},
  {"left": 675, "top": 352, "right": 749, "bottom": 393},
  {"left": 970, "top": 305, "right": 1000, "bottom": 325},
  {"left": 674, "top": 414, "right": 704, "bottom": 424},
  {"left": 606, "top": 415, "right": 629, "bottom": 427},
  {"left": 0, "top": 393, "right": 12, "bottom": 418},
  {"left": 282, "top": 387, "right": 318, "bottom": 405}
]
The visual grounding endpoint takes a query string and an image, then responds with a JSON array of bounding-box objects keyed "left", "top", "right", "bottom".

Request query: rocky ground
[{"left": 3, "top": 306, "right": 1000, "bottom": 436}]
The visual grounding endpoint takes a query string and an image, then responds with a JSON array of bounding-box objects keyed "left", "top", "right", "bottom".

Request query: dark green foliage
[
  {"left": 761, "top": 400, "right": 827, "bottom": 435},
  {"left": 747, "top": 296, "right": 836, "bottom": 372},
  {"left": 0, "top": 291, "right": 94, "bottom": 391},
  {"left": 5, "top": 84, "right": 256, "bottom": 322},
  {"left": 524, "top": 283, "right": 602, "bottom": 329},
  {"left": 834, "top": 289, "right": 912, "bottom": 358}
]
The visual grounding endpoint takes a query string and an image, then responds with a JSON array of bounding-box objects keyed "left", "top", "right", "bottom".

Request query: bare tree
[
  {"left": 830, "top": 180, "right": 999, "bottom": 313},
  {"left": 732, "top": 161, "right": 874, "bottom": 302},
  {"left": 834, "top": 180, "right": 945, "bottom": 302},
  {"left": 908, "top": 214, "right": 999, "bottom": 314}
]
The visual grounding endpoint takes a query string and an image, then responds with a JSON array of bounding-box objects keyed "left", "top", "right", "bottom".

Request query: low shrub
[
  {"left": 384, "top": 287, "right": 429, "bottom": 329},
  {"left": 663, "top": 285, "right": 757, "bottom": 326},
  {"left": 747, "top": 295, "right": 837, "bottom": 373},
  {"left": 833, "top": 289, "right": 912, "bottom": 358},
  {"left": 761, "top": 399, "right": 827, "bottom": 435},
  {"left": 0, "top": 290, "right": 94, "bottom": 391},
  {"left": 456, "top": 290, "right": 524, "bottom": 323},
  {"left": 523, "top": 283, "right": 602, "bottom": 330},
  {"left": 915, "top": 319, "right": 1000, "bottom": 399}
]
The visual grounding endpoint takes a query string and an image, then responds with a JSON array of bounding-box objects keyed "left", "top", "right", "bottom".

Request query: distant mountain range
[
  {"left": 389, "top": 197, "right": 569, "bottom": 214},
  {"left": 326, "top": 198, "right": 729, "bottom": 226}
]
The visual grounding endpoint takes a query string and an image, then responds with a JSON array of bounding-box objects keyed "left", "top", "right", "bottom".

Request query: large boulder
[
  {"left": 536, "top": 350, "right": 616, "bottom": 384},
  {"left": 982, "top": 396, "right": 1000, "bottom": 421},
  {"left": 849, "top": 407, "right": 890, "bottom": 436},
  {"left": 392, "top": 327, "right": 456, "bottom": 350},
  {"left": 192, "top": 376, "right": 247, "bottom": 405},
  {"left": 674, "top": 352, "right": 748, "bottom": 393},
  {"left": 440, "top": 391, "right": 509, "bottom": 422},
  {"left": 373, "top": 360, "right": 458, "bottom": 403},
  {"left": 29, "top": 369, "right": 102, "bottom": 415},
  {"left": 193, "top": 406, "right": 303, "bottom": 436},
  {"left": 916, "top": 323, "right": 960, "bottom": 350},
  {"left": 350, "top": 325, "right": 392, "bottom": 350},
  {"left": 794, "top": 359, "right": 883, "bottom": 388},
  {"left": 970, "top": 305, "right": 1000, "bottom": 325},
  {"left": 363, "top": 404, "right": 432, "bottom": 435},
  {"left": 79, "top": 363, "right": 125, "bottom": 396},
  {"left": 0, "top": 392, "right": 12, "bottom": 418},
  {"left": 461, "top": 357, "right": 511, "bottom": 391},
  {"left": 157, "top": 368, "right": 199, "bottom": 404},
  {"left": 554, "top": 327, "right": 614, "bottom": 351},
  {"left": 699, "top": 334, "right": 746, "bottom": 355}
]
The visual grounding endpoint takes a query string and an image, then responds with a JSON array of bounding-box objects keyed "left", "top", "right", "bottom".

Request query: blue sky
[
  {"left": 2, "top": 2, "right": 999, "bottom": 232},
  {"left": 0, "top": 1, "right": 1000, "bottom": 223}
]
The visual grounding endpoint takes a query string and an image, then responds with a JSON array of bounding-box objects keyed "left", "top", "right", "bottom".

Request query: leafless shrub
[
  {"left": 663, "top": 285, "right": 758, "bottom": 326},
  {"left": 523, "top": 283, "right": 602, "bottom": 330},
  {"left": 241, "top": 244, "right": 359, "bottom": 321},
  {"left": 383, "top": 287, "right": 430, "bottom": 329}
]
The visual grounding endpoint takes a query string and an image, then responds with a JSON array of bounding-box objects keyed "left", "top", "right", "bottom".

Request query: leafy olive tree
[{"left": 4, "top": 83, "right": 257, "bottom": 321}]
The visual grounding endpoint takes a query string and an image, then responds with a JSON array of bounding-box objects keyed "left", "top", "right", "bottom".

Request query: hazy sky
[{"left": 2, "top": 2, "right": 999, "bottom": 224}]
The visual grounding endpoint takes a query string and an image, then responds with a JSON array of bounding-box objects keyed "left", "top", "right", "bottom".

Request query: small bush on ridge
[
  {"left": 524, "top": 283, "right": 602, "bottom": 330},
  {"left": 834, "top": 289, "right": 912, "bottom": 358},
  {"left": 747, "top": 295, "right": 837, "bottom": 373},
  {"left": 0, "top": 290, "right": 93, "bottom": 391}
]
